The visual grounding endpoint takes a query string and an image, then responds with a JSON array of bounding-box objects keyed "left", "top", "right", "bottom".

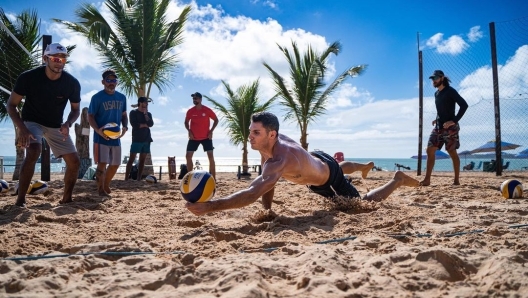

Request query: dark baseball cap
[
  {"left": 191, "top": 92, "right": 202, "bottom": 98},
  {"left": 138, "top": 97, "right": 152, "bottom": 103},
  {"left": 429, "top": 70, "right": 444, "bottom": 79},
  {"left": 102, "top": 69, "right": 118, "bottom": 79}
]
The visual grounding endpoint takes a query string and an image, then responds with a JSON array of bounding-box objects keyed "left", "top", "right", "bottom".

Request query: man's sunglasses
[
  {"left": 431, "top": 76, "right": 441, "bottom": 81},
  {"left": 105, "top": 79, "right": 118, "bottom": 83},
  {"left": 47, "top": 56, "right": 67, "bottom": 64}
]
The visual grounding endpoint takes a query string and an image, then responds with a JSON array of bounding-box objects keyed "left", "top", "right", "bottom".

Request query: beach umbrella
[
  {"left": 411, "top": 150, "right": 450, "bottom": 160},
  {"left": 470, "top": 140, "right": 520, "bottom": 154}
]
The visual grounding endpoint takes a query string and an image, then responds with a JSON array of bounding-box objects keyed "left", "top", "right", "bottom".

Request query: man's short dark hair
[{"left": 252, "top": 112, "right": 279, "bottom": 134}]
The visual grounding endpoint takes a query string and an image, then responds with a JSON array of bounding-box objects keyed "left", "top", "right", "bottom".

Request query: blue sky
[{"left": 1, "top": 0, "right": 527, "bottom": 160}]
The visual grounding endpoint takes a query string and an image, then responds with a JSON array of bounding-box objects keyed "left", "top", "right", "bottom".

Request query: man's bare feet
[
  {"left": 362, "top": 162, "right": 375, "bottom": 179},
  {"left": 394, "top": 171, "right": 420, "bottom": 187},
  {"left": 419, "top": 179, "right": 431, "bottom": 186},
  {"left": 59, "top": 198, "right": 73, "bottom": 204},
  {"left": 97, "top": 187, "right": 111, "bottom": 197},
  {"left": 104, "top": 186, "right": 112, "bottom": 194},
  {"left": 453, "top": 180, "right": 460, "bottom": 185}
]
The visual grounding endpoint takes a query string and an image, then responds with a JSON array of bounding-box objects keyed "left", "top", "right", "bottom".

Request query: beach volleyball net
[{"left": 0, "top": 16, "right": 41, "bottom": 100}]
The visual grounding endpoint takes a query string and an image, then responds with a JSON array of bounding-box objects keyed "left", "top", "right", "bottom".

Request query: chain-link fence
[{"left": 419, "top": 16, "right": 528, "bottom": 175}]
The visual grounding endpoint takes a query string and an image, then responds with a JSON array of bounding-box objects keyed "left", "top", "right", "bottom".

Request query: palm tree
[
  {"left": 205, "top": 79, "right": 276, "bottom": 174},
  {"left": 54, "top": 0, "right": 191, "bottom": 174},
  {"left": 263, "top": 40, "right": 366, "bottom": 151},
  {"left": 0, "top": 8, "right": 42, "bottom": 180}
]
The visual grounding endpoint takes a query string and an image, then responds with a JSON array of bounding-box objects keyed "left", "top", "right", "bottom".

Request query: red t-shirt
[{"left": 185, "top": 105, "right": 218, "bottom": 140}]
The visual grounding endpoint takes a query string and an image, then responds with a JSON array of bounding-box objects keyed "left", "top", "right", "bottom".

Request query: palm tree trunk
[
  {"left": 242, "top": 143, "right": 249, "bottom": 174},
  {"left": 300, "top": 126, "right": 309, "bottom": 151}
]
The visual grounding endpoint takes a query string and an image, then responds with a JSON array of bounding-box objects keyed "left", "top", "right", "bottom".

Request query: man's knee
[{"left": 64, "top": 153, "right": 80, "bottom": 169}]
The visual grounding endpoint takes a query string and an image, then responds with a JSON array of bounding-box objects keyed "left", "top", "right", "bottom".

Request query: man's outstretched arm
[{"left": 186, "top": 163, "right": 283, "bottom": 216}]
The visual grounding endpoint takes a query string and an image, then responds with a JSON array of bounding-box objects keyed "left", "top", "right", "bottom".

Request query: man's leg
[
  {"left": 186, "top": 151, "right": 194, "bottom": 174},
  {"left": 448, "top": 149, "right": 461, "bottom": 185},
  {"left": 420, "top": 146, "right": 438, "bottom": 186},
  {"left": 103, "top": 145, "right": 122, "bottom": 192},
  {"left": 339, "top": 161, "right": 374, "bottom": 179},
  {"left": 363, "top": 171, "right": 420, "bottom": 202},
  {"left": 60, "top": 152, "right": 80, "bottom": 203},
  {"left": 104, "top": 165, "right": 119, "bottom": 192},
  {"left": 15, "top": 143, "right": 41, "bottom": 207},
  {"left": 206, "top": 150, "right": 216, "bottom": 180},
  {"left": 95, "top": 163, "right": 108, "bottom": 196},
  {"left": 125, "top": 152, "right": 137, "bottom": 180},
  {"left": 137, "top": 153, "right": 147, "bottom": 181}
]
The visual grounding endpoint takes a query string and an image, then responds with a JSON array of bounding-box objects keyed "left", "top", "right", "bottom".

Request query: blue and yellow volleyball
[
  {"left": 500, "top": 179, "right": 523, "bottom": 199},
  {"left": 102, "top": 122, "right": 121, "bottom": 139},
  {"left": 0, "top": 179, "right": 9, "bottom": 193},
  {"left": 180, "top": 170, "right": 216, "bottom": 203},
  {"left": 29, "top": 180, "right": 49, "bottom": 195}
]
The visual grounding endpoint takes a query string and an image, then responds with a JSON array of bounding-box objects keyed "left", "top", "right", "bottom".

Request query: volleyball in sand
[
  {"left": 180, "top": 170, "right": 216, "bottom": 203},
  {"left": 29, "top": 180, "right": 49, "bottom": 195},
  {"left": 145, "top": 175, "right": 157, "bottom": 183},
  {"left": 500, "top": 179, "right": 523, "bottom": 199},
  {"left": 102, "top": 122, "right": 121, "bottom": 139},
  {"left": 0, "top": 179, "right": 9, "bottom": 193}
]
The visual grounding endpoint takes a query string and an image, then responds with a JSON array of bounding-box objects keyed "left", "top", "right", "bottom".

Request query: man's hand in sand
[{"left": 185, "top": 202, "right": 211, "bottom": 216}]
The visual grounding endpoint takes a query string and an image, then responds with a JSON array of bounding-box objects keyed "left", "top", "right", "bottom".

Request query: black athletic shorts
[{"left": 308, "top": 151, "right": 361, "bottom": 199}]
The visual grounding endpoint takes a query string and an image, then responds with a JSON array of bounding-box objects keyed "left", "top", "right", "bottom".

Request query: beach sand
[{"left": 1, "top": 170, "right": 528, "bottom": 297}]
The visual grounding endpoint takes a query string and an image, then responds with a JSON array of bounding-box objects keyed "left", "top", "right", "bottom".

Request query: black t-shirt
[
  {"left": 434, "top": 85, "right": 468, "bottom": 129},
  {"left": 14, "top": 66, "right": 81, "bottom": 128},
  {"left": 130, "top": 109, "right": 154, "bottom": 142}
]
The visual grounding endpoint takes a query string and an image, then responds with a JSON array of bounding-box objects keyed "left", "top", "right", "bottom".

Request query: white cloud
[
  {"left": 457, "top": 44, "right": 528, "bottom": 102},
  {"left": 156, "top": 96, "right": 169, "bottom": 106},
  {"left": 467, "top": 26, "right": 483, "bottom": 43},
  {"left": 179, "top": 4, "right": 329, "bottom": 87},
  {"left": 427, "top": 33, "right": 468, "bottom": 55}
]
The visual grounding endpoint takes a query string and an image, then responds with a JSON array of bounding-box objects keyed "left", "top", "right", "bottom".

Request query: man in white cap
[{"left": 7, "top": 42, "right": 81, "bottom": 207}]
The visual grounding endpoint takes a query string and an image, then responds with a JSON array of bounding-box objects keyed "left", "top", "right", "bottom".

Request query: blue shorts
[
  {"left": 186, "top": 139, "right": 214, "bottom": 152},
  {"left": 130, "top": 142, "right": 151, "bottom": 154},
  {"left": 24, "top": 121, "right": 76, "bottom": 157}
]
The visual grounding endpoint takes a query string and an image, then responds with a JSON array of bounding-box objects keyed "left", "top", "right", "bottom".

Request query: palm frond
[
  {"left": 53, "top": 0, "right": 191, "bottom": 98},
  {"left": 263, "top": 40, "right": 366, "bottom": 150}
]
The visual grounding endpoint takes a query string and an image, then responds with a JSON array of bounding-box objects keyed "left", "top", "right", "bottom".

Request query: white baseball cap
[{"left": 44, "top": 43, "right": 69, "bottom": 56}]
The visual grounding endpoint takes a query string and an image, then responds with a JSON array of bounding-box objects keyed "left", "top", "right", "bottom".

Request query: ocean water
[{"left": 1, "top": 155, "right": 527, "bottom": 174}]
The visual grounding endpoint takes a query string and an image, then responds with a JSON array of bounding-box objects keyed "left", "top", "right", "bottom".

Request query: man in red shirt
[{"left": 185, "top": 92, "right": 219, "bottom": 179}]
